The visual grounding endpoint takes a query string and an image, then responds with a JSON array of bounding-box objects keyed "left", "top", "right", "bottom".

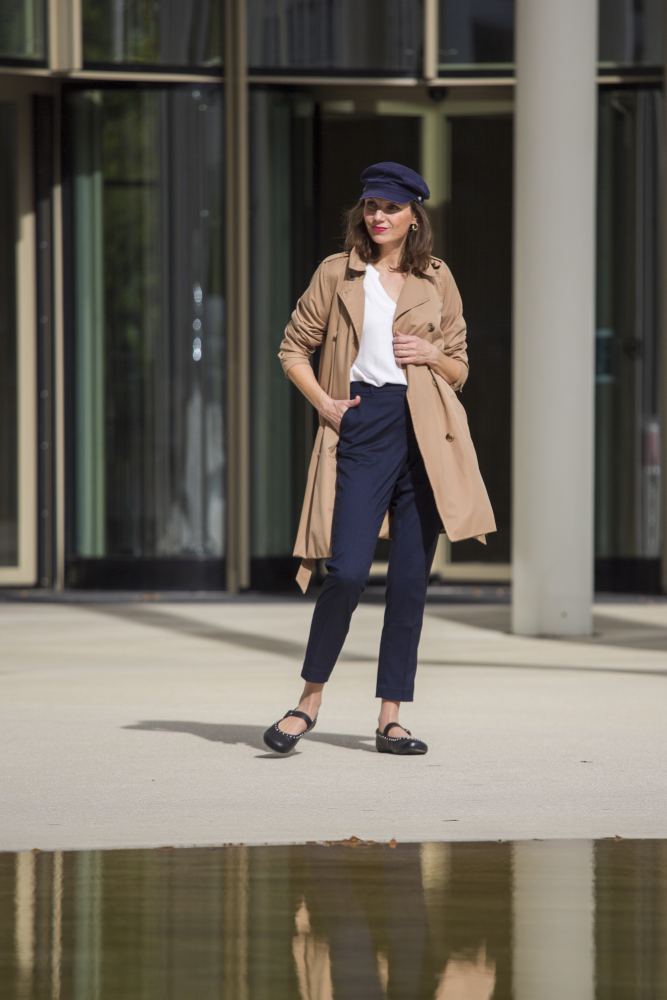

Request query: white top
[{"left": 348, "top": 263, "right": 407, "bottom": 387}]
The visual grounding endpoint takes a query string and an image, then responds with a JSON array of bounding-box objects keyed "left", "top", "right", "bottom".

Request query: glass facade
[
  {"left": 0, "top": 0, "right": 46, "bottom": 61},
  {"left": 250, "top": 84, "right": 665, "bottom": 581},
  {"left": 0, "top": 103, "right": 17, "bottom": 566},
  {"left": 596, "top": 88, "right": 662, "bottom": 566},
  {"left": 83, "top": 0, "right": 223, "bottom": 70},
  {"left": 66, "top": 87, "right": 226, "bottom": 574},
  {"left": 438, "top": 0, "right": 664, "bottom": 70},
  {"left": 0, "top": 1, "right": 664, "bottom": 593},
  {"left": 247, "top": 0, "right": 422, "bottom": 75}
]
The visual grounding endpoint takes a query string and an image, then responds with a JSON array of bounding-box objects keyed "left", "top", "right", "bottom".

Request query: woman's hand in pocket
[{"left": 319, "top": 393, "right": 361, "bottom": 433}]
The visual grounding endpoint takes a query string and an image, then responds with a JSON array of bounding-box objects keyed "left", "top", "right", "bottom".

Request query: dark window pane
[
  {"left": 0, "top": 104, "right": 17, "bottom": 565},
  {"left": 249, "top": 91, "right": 306, "bottom": 565},
  {"left": 595, "top": 89, "right": 662, "bottom": 560},
  {"left": 67, "top": 88, "right": 226, "bottom": 560},
  {"left": 438, "top": 0, "right": 664, "bottom": 69},
  {"left": 82, "top": 0, "right": 223, "bottom": 70},
  {"left": 439, "top": 0, "right": 514, "bottom": 67},
  {"left": 599, "top": 0, "right": 663, "bottom": 67},
  {"left": 248, "top": 0, "right": 421, "bottom": 74},
  {"left": 0, "top": 0, "right": 46, "bottom": 61},
  {"left": 447, "top": 114, "right": 512, "bottom": 565}
]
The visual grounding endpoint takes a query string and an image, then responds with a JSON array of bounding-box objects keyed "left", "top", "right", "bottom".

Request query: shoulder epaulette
[{"left": 321, "top": 251, "right": 350, "bottom": 264}]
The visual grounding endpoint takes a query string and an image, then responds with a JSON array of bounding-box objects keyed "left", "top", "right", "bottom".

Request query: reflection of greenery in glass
[
  {"left": 83, "top": 0, "right": 223, "bottom": 69},
  {"left": 70, "top": 88, "right": 226, "bottom": 559},
  {"left": 0, "top": 0, "right": 46, "bottom": 59},
  {"left": 102, "top": 91, "right": 160, "bottom": 389}
]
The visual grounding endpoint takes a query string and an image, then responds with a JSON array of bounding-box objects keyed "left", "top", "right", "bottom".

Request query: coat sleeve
[
  {"left": 428, "top": 264, "right": 469, "bottom": 394},
  {"left": 277, "top": 260, "right": 335, "bottom": 378}
]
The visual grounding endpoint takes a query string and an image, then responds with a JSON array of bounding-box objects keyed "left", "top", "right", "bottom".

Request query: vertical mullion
[
  {"left": 34, "top": 95, "right": 56, "bottom": 587},
  {"left": 224, "top": 0, "right": 250, "bottom": 592},
  {"left": 17, "top": 93, "right": 38, "bottom": 585},
  {"left": 424, "top": 0, "right": 438, "bottom": 81},
  {"left": 48, "top": 0, "right": 82, "bottom": 72}
]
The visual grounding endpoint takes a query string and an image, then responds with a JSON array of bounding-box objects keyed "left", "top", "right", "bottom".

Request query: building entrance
[{"left": 249, "top": 88, "right": 513, "bottom": 589}]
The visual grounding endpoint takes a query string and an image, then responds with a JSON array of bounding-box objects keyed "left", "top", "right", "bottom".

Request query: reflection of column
[
  {"left": 51, "top": 851, "right": 63, "bottom": 999},
  {"left": 223, "top": 846, "right": 249, "bottom": 999},
  {"left": 512, "top": 841, "right": 594, "bottom": 999},
  {"left": 512, "top": 0, "right": 597, "bottom": 635},
  {"left": 14, "top": 852, "right": 36, "bottom": 994},
  {"left": 73, "top": 851, "right": 102, "bottom": 999}
]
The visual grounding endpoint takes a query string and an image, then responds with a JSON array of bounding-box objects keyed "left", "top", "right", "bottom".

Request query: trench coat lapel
[
  {"left": 336, "top": 245, "right": 366, "bottom": 343},
  {"left": 394, "top": 276, "right": 432, "bottom": 320}
]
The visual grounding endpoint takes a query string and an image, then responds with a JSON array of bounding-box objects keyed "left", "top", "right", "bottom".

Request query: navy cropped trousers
[{"left": 300, "top": 379, "right": 443, "bottom": 702}]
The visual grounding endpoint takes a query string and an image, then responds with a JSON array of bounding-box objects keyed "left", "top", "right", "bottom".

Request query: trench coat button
[
  {"left": 427, "top": 323, "right": 435, "bottom": 331},
  {"left": 445, "top": 432, "right": 454, "bottom": 442}
]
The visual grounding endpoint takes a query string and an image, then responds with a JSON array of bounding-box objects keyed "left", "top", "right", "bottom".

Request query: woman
[{"left": 263, "top": 161, "right": 496, "bottom": 757}]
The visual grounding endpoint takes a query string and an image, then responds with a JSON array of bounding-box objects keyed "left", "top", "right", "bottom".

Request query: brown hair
[{"left": 342, "top": 198, "right": 434, "bottom": 275}]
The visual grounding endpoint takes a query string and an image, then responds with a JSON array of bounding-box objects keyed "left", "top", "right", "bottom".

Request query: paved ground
[{"left": 1, "top": 591, "right": 666, "bottom": 852}]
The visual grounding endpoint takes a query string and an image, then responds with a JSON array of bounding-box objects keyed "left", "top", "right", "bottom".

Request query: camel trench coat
[{"left": 277, "top": 245, "right": 497, "bottom": 594}]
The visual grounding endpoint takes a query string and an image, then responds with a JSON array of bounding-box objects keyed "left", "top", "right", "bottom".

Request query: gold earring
[{"left": 410, "top": 222, "right": 418, "bottom": 231}]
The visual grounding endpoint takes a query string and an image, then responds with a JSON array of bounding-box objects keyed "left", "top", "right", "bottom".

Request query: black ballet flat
[
  {"left": 375, "top": 721, "right": 428, "bottom": 755},
  {"left": 263, "top": 708, "right": 318, "bottom": 754}
]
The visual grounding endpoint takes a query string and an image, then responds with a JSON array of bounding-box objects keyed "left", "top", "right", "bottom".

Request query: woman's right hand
[{"left": 319, "top": 393, "right": 361, "bottom": 433}]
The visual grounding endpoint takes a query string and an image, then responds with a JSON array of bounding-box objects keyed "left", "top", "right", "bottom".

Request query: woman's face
[{"left": 363, "top": 197, "right": 415, "bottom": 247}]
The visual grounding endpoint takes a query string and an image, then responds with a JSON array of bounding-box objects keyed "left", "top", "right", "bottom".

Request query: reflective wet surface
[{"left": 1, "top": 837, "right": 666, "bottom": 999}]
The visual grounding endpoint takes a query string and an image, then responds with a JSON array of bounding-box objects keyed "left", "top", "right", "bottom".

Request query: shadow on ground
[
  {"left": 123, "top": 719, "right": 382, "bottom": 755},
  {"left": 94, "top": 602, "right": 667, "bottom": 658}
]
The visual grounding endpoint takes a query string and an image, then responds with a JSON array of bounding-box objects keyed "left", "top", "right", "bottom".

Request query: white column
[
  {"left": 512, "top": 0, "right": 598, "bottom": 635},
  {"left": 512, "top": 841, "right": 595, "bottom": 1000}
]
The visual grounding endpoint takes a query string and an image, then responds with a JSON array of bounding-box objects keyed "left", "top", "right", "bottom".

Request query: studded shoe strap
[
  {"left": 285, "top": 708, "right": 315, "bottom": 727},
  {"left": 382, "top": 722, "right": 411, "bottom": 737}
]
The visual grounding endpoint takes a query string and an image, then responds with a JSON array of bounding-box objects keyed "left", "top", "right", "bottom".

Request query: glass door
[
  {"left": 0, "top": 90, "right": 37, "bottom": 586},
  {"left": 64, "top": 85, "right": 226, "bottom": 589},
  {"left": 248, "top": 86, "right": 512, "bottom": 588}
]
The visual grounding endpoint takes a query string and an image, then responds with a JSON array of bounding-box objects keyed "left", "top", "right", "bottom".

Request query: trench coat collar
[{"left": 340, "top": 245, "right": 439, "bottom": 343}]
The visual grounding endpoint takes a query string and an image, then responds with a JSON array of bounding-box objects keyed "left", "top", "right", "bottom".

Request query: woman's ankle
[
  {"left": 300, "top": 682, "right": 324, "bottom": 704},
  {"left": 378, "top": 698, "right": 401, "bottom": 722}
]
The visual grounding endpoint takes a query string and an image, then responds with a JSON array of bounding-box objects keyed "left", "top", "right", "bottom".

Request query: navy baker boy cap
[{"left": 359, "top": 161, "right": 430, "bottom": 204}]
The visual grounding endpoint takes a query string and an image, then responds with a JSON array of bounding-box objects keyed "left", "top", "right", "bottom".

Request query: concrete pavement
[{"left": 1, "top": 592, "right": 666, "bottom": 851}]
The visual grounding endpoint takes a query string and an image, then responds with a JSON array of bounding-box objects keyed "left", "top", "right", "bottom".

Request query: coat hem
[{"left": 295, "top": 558, "right": 317, "bottom": 594}]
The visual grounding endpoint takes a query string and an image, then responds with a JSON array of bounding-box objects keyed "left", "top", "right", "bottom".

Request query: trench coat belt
[{"left": 296, "top": 557, "right": 316, "bottom": 594}]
